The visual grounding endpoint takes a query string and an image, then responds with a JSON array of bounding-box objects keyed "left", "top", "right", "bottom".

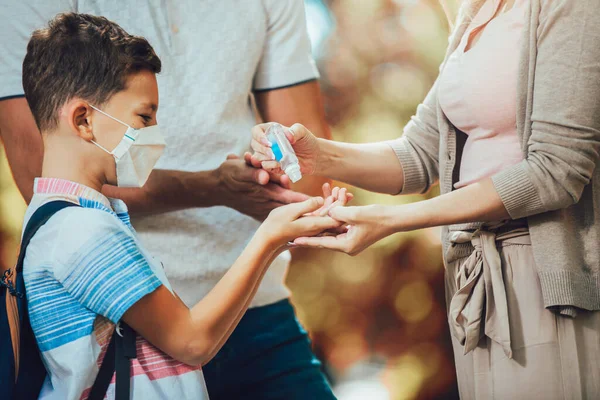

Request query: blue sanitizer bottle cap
[{"left": 285, "top": 163, "right": 302, "bottom": 183}]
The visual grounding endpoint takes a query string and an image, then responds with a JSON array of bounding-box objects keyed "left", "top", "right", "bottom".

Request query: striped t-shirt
[{"left": 22, "top": 178, "right": 208, "bottom": 400}]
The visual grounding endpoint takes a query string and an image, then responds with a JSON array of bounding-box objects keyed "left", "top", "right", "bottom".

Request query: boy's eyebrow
[{"left": 139, "top": 102, "right": 158, "bottom": 111}]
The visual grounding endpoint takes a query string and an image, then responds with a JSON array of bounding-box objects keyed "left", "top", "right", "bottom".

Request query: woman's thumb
[
  {"left": 287, "top": 123, "right": 309, "bottom": 145},
  {"left": 328, "top": 206, "right": 354, "bottom": 223}
]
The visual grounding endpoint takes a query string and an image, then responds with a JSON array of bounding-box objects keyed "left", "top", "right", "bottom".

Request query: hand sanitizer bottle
[{"left": 266, "top": 123, "right": 302, "bottom": 183}]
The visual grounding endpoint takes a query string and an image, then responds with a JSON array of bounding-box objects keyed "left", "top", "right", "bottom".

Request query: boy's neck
[{"left": 41, "top": 136, "right": 107, "bottom": 194}]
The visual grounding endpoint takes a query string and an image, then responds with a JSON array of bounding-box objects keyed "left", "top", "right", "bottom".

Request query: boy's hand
[
  {"left": 308, "top": 183, "right": 353, "bottom": 217},
  {"left": 257, "top": 197, "right": 343, "bottom": 249}
]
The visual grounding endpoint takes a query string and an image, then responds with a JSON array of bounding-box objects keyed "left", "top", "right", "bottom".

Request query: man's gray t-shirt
[{"left": 0, "top": 0, "right": 319, "bottom": 308}]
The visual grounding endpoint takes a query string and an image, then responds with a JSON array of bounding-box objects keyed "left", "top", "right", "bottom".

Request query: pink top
[{"left": 438, "top": 0, "right": 526, "bottom": 188}]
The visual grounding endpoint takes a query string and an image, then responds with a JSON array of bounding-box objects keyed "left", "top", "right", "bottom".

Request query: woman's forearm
[
  {"left": 389, "top": 178, "right": 510, "bottom": 232},
  {"left": 316, "top": 139, "right": 405, "bottom": 194}
]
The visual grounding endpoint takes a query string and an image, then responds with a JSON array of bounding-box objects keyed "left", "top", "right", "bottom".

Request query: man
[{"left": 0, "top": 1, "right": 334, "bottom": 399}]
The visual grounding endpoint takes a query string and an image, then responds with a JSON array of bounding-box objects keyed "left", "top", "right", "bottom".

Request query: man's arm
[
  {"left": 102, "top": 157, "right": 307, "bottom": 219},
  {"left": 0, "top": 97, "right": 43, "bottom": 203},
  {"left": 0, "top": 97, "right": 307, "bottom": 217},
  {"left": 254, "top": 80, "right": 331, "bottom": 197}
]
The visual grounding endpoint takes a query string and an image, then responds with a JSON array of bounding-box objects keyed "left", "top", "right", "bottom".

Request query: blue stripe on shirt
[
  {"left": 58, "top": 229, "right": 162, "bottom": 323},
  {"left": 25, "top": 269, "right": 96, "bottom": 352}
]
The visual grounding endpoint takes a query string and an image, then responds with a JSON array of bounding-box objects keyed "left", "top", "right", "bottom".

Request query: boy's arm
[
  {"left": 122, "top": 197, "right": 338, "bottom": 365},
  {"left": 123, "top": 233, "right": 275, "bottom": 365}
]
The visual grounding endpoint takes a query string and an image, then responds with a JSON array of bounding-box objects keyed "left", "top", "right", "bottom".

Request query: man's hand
[{"left": 216, "top": 155, "right": 309, "bottom": 221}]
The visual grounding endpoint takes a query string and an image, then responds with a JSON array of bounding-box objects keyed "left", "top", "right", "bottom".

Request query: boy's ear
[{"left": 67, "top": 101, "right": 94, "bottom": 141}]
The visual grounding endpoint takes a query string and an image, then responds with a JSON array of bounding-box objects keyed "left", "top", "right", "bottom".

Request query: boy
[{"left": 21, "top": 13, "right": 346, "bottom": 399}]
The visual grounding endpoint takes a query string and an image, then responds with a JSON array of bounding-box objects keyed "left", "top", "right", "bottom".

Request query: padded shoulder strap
[{"left": 7, "top": 200, "right": 79, "bottom": 376}]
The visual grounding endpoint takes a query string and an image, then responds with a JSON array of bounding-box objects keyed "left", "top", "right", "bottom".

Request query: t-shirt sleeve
[
  {"left": 52, "top": 209, "right": 162, "bottom": 324},
  {"left": 253, "top": 0, "right": 320, "bottom": 91},
  {"left": 0, "top": 0, "right": 74, "bottom": 100}
]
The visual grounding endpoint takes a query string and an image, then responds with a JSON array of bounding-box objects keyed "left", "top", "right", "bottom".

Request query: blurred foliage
[{"left": 0, "top": 1, "right": 462, "bottom": 399}]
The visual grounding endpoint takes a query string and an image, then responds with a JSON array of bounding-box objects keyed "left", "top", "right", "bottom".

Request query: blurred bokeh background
[{"left": 0, "top": 0, "right": 462, "bottom": 399}]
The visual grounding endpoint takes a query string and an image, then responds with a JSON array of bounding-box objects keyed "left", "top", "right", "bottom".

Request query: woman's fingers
[
  {"left": 287, "top": 123, "right": 310, "bottom": 145},
  {"left": 251, "top": 139, "right": 275, "bottom": 161},
  {"left": 251, "top": 123, "right": 273, "bottom": 144},
  {"left": 294, "top": 216, "right": 342, "bottom": 236},
  {"left": 293, "top": 234, "right": 349, "bottom": 252},
  {"left": 328, "top": 205, "right": 357, "bottom": 223}
]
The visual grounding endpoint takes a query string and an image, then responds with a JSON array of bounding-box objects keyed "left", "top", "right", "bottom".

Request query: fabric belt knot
[{"left": 447, "top": 227, "right": 528, "bottom": 359}]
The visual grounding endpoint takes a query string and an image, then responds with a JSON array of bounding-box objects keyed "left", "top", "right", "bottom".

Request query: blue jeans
[{"left": 203, "top": 299, "right": 336, "bottom": 400}]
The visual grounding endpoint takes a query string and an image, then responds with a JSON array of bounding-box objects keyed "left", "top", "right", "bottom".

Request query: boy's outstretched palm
[{"left": 258, "top": 183, "right": 354, "bottom": 249}]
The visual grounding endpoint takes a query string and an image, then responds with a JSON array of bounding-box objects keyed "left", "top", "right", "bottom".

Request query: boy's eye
[{"left": 139, "top": 114, "right": 152, "bottom": 123}]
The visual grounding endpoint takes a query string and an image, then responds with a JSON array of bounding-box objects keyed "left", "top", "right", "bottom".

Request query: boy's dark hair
[{"left": 22, "top": 13, "right": 162, "bottom": 131}]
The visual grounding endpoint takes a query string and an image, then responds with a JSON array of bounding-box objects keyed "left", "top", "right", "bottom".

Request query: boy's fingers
[
  {"left": 286, "top": 197, "right": 324, "bottom": 219},
  {"left": 322, "top": 182, "right": 332, "bottom": 198},
  {"left": 332, "top": 186, "right": 339, "bottom": 200},
  {"left": 319, "top": 199, "right": 341, "bottom": 217},
  {"left": 339, "top": 188, "right": 348, "bottom": 205}
]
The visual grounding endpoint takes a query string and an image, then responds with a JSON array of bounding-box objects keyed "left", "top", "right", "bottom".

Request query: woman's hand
[
  {"left": 247, "top": 123, "right": 320, "bottom": 176},
  {"left": 293, "top": 204, "right": 397, "bottom": 256}
]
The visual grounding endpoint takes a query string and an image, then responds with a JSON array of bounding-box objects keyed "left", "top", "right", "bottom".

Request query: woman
[{"left": 249, "top": 0, "right": 600, "bottom": 398}]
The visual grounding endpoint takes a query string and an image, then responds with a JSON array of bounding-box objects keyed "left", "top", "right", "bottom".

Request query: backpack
[{"left": 1, "top": 200, "right": 136, "bottom": 400}]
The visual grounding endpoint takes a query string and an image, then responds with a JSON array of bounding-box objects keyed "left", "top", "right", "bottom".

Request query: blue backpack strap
[
  {"left": 0, "top": 200, "right": 79, "bottom": 400},
  {"left": 3, "top": 199, "right": 135, "bottom": 400}
]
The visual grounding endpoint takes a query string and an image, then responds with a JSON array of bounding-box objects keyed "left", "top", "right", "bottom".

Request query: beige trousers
[{"left": 445, "top": 227, "right": 600, "bottom": 399}]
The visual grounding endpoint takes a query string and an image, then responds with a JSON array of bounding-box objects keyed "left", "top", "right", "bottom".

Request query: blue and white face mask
[{"left": 89, "top": 104, "right": 166, "bottom": 188}]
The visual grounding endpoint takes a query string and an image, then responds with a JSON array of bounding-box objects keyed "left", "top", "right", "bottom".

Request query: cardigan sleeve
[
  {"left": 387, "top": 77, "right": 442, "bottom": 195},
  {"left": 491, "top": 0, "right": 600, "bottom": 219}
]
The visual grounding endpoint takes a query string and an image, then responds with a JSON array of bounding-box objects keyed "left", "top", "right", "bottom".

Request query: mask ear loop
[{"left": 88, "top": 104, "right": 134, "bottom": 154}]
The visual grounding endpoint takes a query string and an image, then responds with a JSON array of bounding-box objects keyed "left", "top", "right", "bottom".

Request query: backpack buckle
[
  {"left": 1, "top": 268, "right": 23, "bottom": 298},
  {"left": 115, "top": 322, "right": 124, "bottom": 338}
]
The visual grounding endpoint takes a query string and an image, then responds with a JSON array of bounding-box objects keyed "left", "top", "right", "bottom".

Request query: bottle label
[{"left": 271, "top": 142, "right": 283, "bottom": 162}]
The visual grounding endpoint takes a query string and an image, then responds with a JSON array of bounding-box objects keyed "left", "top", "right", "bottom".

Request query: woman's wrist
[
  {"left": 387, "top": 201, "right": 432, "bottom": 233},
  {"left": 315, "top": 138, "right": 341, "bottom": 178}
]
